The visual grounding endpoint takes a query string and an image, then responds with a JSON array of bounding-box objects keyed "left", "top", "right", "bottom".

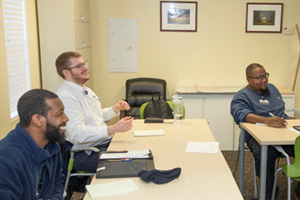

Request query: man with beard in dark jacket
[{"left": 0, "top": 89, "right": 69, "bottom": 199}]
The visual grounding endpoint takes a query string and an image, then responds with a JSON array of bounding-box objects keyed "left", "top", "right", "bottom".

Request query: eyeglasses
[
  {"left": 248, "top": 73, "right": 269, "bottom": 81},
  {"left": 65, "top": 62, "right": 88, "bottom": 70}
]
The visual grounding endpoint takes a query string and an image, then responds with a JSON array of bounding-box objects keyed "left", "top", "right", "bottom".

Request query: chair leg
[
  {"left": 234, "top": 143, "right": 258, "bottom": 199},
  {"left": 276, "top": 157, "right": 280, "bottom": 170},
  {"left": 272, "top": 168, "right": 282, "bottom": 200},
  {"left": 233, "top": 144, "right": 240, "bottom": 178},
  {"left": 63, "top": 170, "right": 72, "bottom": 199},
  {"left": 63, "top": 152, "right": 75, "bottom": 200},
  {"left": 252, "top": 156, "right": 258, "bottom": 199},
  {"left": 288, "top": 177, "right": 291, "bottom": 200}
]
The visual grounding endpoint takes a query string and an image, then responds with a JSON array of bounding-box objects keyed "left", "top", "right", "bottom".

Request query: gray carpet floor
[
  {"left": 223, "top": 150, "right": 297, "bottom": 200},
  {"left": 71, "top": 150, "right": 298, "bottom": 200}
]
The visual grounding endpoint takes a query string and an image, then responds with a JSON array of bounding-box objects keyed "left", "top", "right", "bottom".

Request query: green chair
[
  {"left": 62, "top": 143, "right": 99, "bottom": 199},
  {"left": 140, "top": 101, "right": 185, "bottom": 119},
  {"left": 272, "top": 136, "right": 300, "bottom": 200}
]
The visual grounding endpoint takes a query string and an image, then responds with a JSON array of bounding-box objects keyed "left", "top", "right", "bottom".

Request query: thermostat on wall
[{"left": 283, "top": 27, "right": 295, "bottom": 35}]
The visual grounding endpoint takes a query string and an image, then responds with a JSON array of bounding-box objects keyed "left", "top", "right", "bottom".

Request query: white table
[
  {"left": 84, "top": 119, "right": 243, "bottom": 200},
  {"left": 239, "top": 120, "right": 300, "bottom": 199}
]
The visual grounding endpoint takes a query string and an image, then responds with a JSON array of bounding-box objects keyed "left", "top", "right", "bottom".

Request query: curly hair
[{"left": 17, "top": 89, "right": 58, "bottom": 127}]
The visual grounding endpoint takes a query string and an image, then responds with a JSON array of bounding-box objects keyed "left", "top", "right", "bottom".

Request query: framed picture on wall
[
  {"left": 246, "top": 3, "right": 283, "bottom": 33},
  {"left": 160, "top": 1, "right": 197, "bottom": 32}
]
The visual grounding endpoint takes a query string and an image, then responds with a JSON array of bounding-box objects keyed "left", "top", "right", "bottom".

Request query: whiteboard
[{"left": 108, "top": 18, "right": 138, "bottom": 73}]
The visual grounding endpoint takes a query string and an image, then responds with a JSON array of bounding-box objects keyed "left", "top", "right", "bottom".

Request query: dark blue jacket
[
  {"left": 0, "top": 123, "right": 64, "bottom": 200},
  {"left": 231, "top": 83, "right": 288, "bottom": 126}
]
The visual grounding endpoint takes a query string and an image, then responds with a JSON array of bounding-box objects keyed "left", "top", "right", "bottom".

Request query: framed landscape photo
[
  {"left": 160, "top": 1, "right": 197, "bottom": 32},
  {"left": 246, "top": 3, "right": 283, "bottom": 33}
]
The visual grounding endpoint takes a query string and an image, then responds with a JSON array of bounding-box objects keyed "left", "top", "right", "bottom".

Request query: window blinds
[{"left": 2, "top": 0, "right": 31, "bottom": 119}]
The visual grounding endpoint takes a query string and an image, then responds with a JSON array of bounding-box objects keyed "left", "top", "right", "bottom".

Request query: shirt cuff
[{"left": 108, "top": 106, "right": 119, "bottom": 116}]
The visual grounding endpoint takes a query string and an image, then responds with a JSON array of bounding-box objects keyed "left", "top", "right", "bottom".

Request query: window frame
[{"left": 1, "top": 0, "right": 31, "bottom": 119}]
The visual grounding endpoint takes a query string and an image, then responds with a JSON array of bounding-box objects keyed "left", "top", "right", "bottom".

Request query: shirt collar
[
  {"left": 63, "top": 80, "right": 89, "bottom": 96},
  {"left": 63, "top": 80, "right": 84, "bottom": 90},
  {"left": 246, "top": 85, "right": 270, "bottom": 95}
]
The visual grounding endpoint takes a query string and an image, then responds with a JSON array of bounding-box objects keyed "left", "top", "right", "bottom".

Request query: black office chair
[{"left": 122, "top": 78, "right": 167, "bottom": 119}]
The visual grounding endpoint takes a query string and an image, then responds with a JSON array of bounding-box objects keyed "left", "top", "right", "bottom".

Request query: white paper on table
[
  {"left": 86, "top": 179, "right": 139, "bottom": 199},
  {"left": 186, "top": 142, "right": 219, "bottom": 153},
  {"left": 256, "top": 123, "right": 267, "bottom": 126},
  {"left": 134, "top": 129, "right": 165, "bottom": 137},
  {"left": 289, "top": 128, "right": 300, "bottom": 134}
]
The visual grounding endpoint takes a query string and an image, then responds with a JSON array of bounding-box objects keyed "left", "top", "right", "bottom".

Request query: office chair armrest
[
  {"left": 70, "top": 137, "right": 112, "bottom": 150},
  {"left": 273, "top": 145, "right": 291, "bottom": 165},
  {"left": 71, "top": 146, "right": 100, "bottom": 153}
]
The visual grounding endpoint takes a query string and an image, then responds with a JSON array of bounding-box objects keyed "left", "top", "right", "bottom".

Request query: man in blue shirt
[
  {"left": 231, "top": 63, "right": 300, "bottom": 200},
  {"left": 0, "top": 89, "right": 68, "bottom": 199}
]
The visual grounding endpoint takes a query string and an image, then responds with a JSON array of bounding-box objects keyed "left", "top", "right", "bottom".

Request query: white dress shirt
[{"left": 56, "top": 81, "right": 117, "bottom": 145}]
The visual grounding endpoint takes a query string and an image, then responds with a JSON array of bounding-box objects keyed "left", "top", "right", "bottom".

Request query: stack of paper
[
  {"left": 196, "top": 85, "right": 242, "bottom": 93},
  {"left": 100, "top": 149, "right": 150, "bottom": 159},
  {"left": 176, "top": 85, "right": 197, "bottom": 93}
]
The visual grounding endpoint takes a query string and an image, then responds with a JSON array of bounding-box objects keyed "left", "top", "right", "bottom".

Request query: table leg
[
  {"left": 239, "top": 128, "right": 246, "bottom": 195},
  {"left": 260, "top": 145, "right": 268, "bottom": 200}
]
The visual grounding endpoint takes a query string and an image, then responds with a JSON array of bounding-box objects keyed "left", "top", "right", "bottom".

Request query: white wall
[{"left": 89, "top": 0, "right": 300, "bottom": 122}]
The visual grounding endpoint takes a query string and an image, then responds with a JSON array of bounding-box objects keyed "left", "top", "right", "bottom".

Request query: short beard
[
  {"left": 260, "top": 87, "right": 269, "bottom": 96},
  {"left": 45, "top": 122, "right": 65, "bottom": 144}
]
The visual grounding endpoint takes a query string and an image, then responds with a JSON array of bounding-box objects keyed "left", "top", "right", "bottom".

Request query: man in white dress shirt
[{"left": 55, "top": 51, "right": 133, "bottom": 173}]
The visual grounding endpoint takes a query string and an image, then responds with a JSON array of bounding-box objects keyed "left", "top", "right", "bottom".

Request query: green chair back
[
  {"left": 140, "top": 101, "right": 185, "bottom": 119},
  {"left": 282, "top": 136, "right": 300, "bottom": 181},
  {"left": 140, "top": 102, "right": 149, "bottom": 119}
]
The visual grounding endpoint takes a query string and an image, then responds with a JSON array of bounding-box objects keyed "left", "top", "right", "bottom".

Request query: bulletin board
[{"left": 108, "top": 18, "right": 138, "bottom": 73}]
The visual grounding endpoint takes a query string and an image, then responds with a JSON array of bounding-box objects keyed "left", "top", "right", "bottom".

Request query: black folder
[
  {"left": 96, "top": 150, "right": 155, "bottom": 178},
  {"left": 96, "top": 159, "right": 155, "bottom": 178}
]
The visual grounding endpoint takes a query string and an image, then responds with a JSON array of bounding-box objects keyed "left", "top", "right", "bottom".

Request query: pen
[
  {"left": 269, "top": 112, "right": 287, "bottom": 126},
  {"left": 269, "top": 112, "right": 275, "bottom": 117},
  {"left": 97, "top": 166, "right": 105, "bottom": 171},
  {"left": 121, "top": 158, "right": 132, "bottom": 162},
  {"left": 105, "top": 158, "right": 132, "bottom": 162},
  {"left": 101, "top": 151, "right": 128, "bottom": 153}
]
